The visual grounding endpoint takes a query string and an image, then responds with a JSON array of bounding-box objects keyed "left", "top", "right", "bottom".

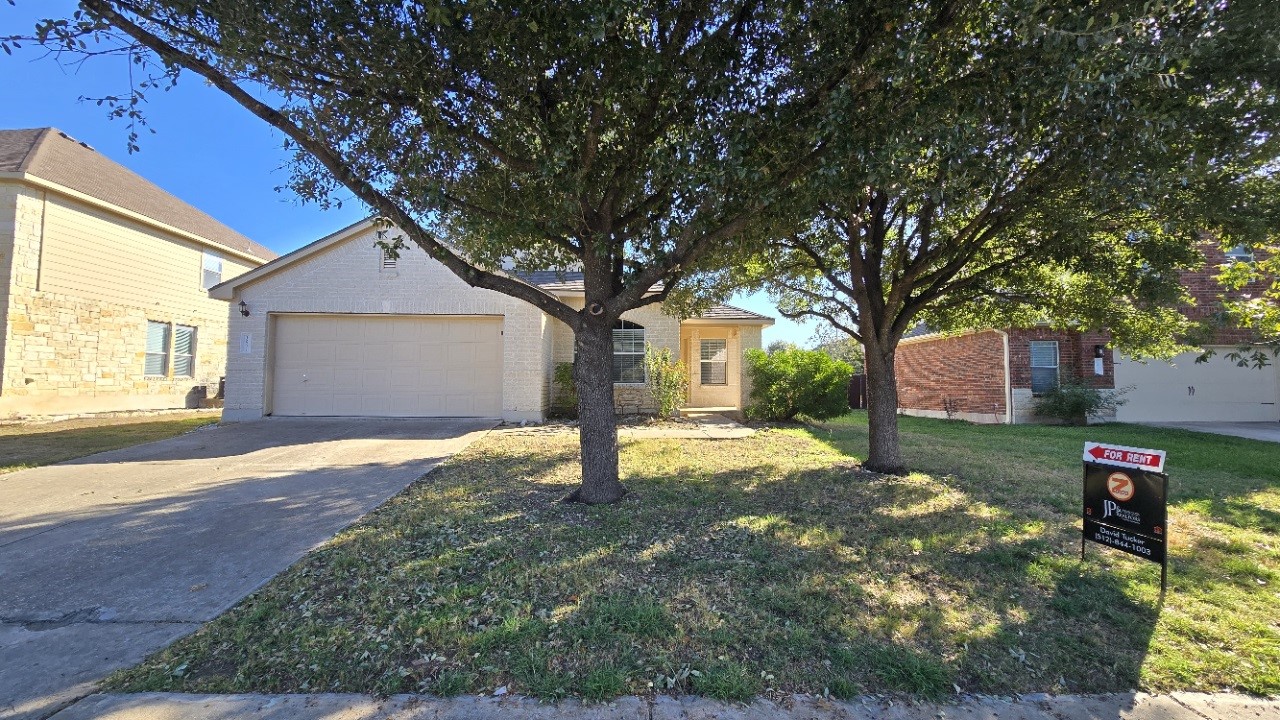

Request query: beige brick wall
[
  {"left": 223, "top": 225, "right": 549, "bottom": 422},
  {"left": 0, "top": 182, "right": 241, "bottom": 416},
  {"left": 546, "top": 298, "right": 681, "bottom": 414}
]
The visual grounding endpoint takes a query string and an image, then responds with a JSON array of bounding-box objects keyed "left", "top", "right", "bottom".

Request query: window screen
[
  {"left": 145, "top": 321, "right": 170, "bottom": 376},
  {"left": 612, "top": 321, "right": 645, "bottom": 384},
  {"left": 1029, "top": 341, "right": 1059, "bottom": 395},
  {"left": 700, "top": 339, "right": 728, "bottom": 385},
  {"left": 202, "top": 251, "right": 223, "bottom": 290},
  {"left": 173, "top": 325, "right": 197, "bottom": 377}
]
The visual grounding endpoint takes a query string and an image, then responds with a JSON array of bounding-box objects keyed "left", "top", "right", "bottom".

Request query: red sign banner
[{"left": 1082, "top": 442, "right": 1166, "bottom": 473}]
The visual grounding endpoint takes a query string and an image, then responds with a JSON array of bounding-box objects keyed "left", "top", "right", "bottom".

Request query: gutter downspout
[{"left": 996, "top": 330, "right": 1012, "bottom": 424}]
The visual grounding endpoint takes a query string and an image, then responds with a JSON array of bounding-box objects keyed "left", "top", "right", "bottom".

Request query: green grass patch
[
  {"left": 108, "top": 414, "right": 1280, "bottom": 700},
  {"left": 0, "top": 414, "right": 216, "bottom": 473}
]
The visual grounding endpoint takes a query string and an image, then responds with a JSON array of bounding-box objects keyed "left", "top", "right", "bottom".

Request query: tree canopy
[{"left": 745, "top": 0, "right": 1279, "bottom": 471}]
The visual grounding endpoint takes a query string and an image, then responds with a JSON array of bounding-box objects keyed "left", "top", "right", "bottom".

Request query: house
[
  {"left": 894, "top": 245, "right": 1279, "bottom": 424},
  {"left": 0, "top": 128, "right": 277, "bottom": 415},
  {"left": 208, "top": 218, "right": 773, "bottom": 422}
]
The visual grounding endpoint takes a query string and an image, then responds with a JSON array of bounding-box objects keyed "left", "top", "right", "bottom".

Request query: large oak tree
[
  {"left": 752, "top": 0, "right": 1279, "bottom": 473},
  {"left": 10, "top": 0, "right": 880, "bottom": 503}
]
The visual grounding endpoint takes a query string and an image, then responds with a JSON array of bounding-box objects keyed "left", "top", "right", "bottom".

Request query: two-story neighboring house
[
  {"left": 893, "top": 243, "right": 1278, "bottom": 424},
  {"left": 0, "top": 128, "right": 277, "bottom": 415}
]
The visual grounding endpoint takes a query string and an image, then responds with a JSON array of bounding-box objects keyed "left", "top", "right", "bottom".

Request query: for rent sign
[{"left": 1082, "top": 442, "right": 1169, "bottom": 591}]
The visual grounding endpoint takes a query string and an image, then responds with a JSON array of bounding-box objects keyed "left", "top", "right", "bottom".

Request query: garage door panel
[
  {"left": 271, "top": 315, "right": 503, "bottom": 417},
  {"left": 1115, "top": 348, "right": 1280, "bottom": 422}
]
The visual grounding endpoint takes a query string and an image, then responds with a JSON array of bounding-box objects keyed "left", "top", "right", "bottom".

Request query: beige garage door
[
  {"left": 1114, "top": 348, "right": 1280, "bottom": 423},
  {"left": 270, "top": 315, "right": 503, "bottom": 417}
]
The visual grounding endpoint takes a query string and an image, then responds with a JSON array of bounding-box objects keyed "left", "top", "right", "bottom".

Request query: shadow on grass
[{"left": 105, "top": 428, "right": 1208, "bottom": 700}]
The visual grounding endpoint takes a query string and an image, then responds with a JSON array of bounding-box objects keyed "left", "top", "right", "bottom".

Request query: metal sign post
[{"left": 1081, "top": 442, "right": 1169, "bottom": 593}]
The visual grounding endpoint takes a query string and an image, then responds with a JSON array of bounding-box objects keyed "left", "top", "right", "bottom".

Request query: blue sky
[{"left": 0, "top": 1, "right": 813, "bottom": 346}]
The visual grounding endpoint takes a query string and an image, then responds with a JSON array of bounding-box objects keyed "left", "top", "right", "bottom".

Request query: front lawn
[
  {"left": 0, "top": 413, "right": 218, "bottom": 474},
  {"left": 111, "top": 414, "right": 1279, "bottom": 700}
]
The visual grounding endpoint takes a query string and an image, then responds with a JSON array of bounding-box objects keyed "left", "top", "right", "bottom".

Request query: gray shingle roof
[
  {"left": 0, "top": 128, "right": 276, "bottom": 262},
  {"left": 516, "top": 271, "right": 771, "bottom": 322},
  {"left": 696, "top": 304, "right": 773, "bottom": 322},
  {"left": 902, "top": 323, "right": 935, "bottom": 340}
]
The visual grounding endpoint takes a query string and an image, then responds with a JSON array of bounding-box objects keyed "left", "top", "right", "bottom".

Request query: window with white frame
[
  {"left": 612, "top": 320, "right": 646, "bottom": 384},
  {"left": 700, "top": 339, "right": 728, "bottom": 385},
  {"left": 145, "top": 321, "right": 170, "bottom": 376},
  {"left": 173, "top": 325, "right": 197, "bottom": 377},
  {"left": 146, "top": 321, "right": 198, "bottom": 378},
  {"left": 201, "top": 250, "right": 223, "bottom": 290},
  {"left": 1029, "top": 341, "right": 1059, "bottom": 395}
]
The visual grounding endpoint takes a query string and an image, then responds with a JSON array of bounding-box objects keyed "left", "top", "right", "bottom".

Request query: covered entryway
[
  {"left": 1114, "top": 348, "right": 1280, "bottom": 423},
  {"left": 269, "top": 314, "right": 503, "bottom": 417}
]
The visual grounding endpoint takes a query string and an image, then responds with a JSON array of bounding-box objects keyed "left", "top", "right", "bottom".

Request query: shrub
[
  {"left": 1032, "top": 379, "right": 1128, "bottom": 425},
  {"left": 550, "top": 362, "right": 578, "bottom": 418},
  {"left": 744, "top": 347, "right": 853, "bottom": 421},
  {"left": 644, "top": 344, "right": 689, "bottom": 419}
]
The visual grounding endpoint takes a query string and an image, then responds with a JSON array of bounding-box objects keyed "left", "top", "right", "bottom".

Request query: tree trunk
[
  {"left": 862, "top": 343, "right": 907, "bottom": 475},
  {"left": 562, "top": 318, "right": 627, "bottom": 504}
]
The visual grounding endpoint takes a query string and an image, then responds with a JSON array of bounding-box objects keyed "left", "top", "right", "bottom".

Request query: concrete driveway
[
  {"left": 1142, "top": 421, "right": 1280, "bottom": 443},
  {"left": 0, "top": 418, "right": 493, "bottom": 720}
]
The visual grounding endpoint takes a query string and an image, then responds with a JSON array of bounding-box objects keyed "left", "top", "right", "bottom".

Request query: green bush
[
  {"left": 550, "top": 362, "right": 578, "bottom": 419},
  {"left": 644, "top": 344, "right": 689, "bottom": 419},
  {"left": 744, "top": 347, "right": 853, "bottom": 421},
  {"left": 1032, "top": 379, "right": 1128, "bottom": 425}
]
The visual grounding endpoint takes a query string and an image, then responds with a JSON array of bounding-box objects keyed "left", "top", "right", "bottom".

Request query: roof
[
  {"left": 694, "top": 303, "right": 774, "bottom": 323},
  {"left": 902, "top": 323, "right": 935, "bottom": 340},
  {"left": 0, "top": 128, "right": 275, "bottom": 262}
]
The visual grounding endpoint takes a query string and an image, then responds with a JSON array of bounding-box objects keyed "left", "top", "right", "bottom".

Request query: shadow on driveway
[{"left": 0, "top": 417, "right": 493, "bottom": 720}]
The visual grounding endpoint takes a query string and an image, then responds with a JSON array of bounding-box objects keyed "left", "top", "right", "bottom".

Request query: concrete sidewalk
[{"left": 48, "top": 691, "right": 1280, "bottom": 719}]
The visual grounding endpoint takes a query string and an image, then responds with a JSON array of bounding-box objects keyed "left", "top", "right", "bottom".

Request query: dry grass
[
  {"left": 0, "top": 413, "right": 218, "bottom": 474},
  {"left": 109, "top": 414, "right": 1279, "bottom": 701}
]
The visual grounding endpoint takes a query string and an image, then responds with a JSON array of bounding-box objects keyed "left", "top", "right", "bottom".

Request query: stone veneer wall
[{"left": 0, "top": 183, "right": 235, "bottom": 415}]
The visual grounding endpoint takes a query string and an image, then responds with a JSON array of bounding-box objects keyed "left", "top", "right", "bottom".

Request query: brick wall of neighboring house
[
  {"left": 0, "top": 182, "right": 250, "bottom": 416},
  {"left": 895, "top": 330, "right": 1008, "bottom": 423},
  {"left": 1179, "top": 242, "right": 1272, "bottom": 346},
  {"left": 1006, "top": 327, "right": 1115, "bottom": 423},
  {"left": 895, "top": 327, "right": 1118, "bottom": 425}
]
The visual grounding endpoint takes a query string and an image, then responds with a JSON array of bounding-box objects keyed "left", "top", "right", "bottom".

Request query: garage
[
  {"left": 269, "top": 314, "right": 503, "bottom": 417},
  {"left": 1114, "top": 348, "right": 1280, "bottom": 423}
]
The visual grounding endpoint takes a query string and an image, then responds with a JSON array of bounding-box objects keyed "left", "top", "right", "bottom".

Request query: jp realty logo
[{"left": 1107, "top": 472, "right": 1135, "bottom": 502}]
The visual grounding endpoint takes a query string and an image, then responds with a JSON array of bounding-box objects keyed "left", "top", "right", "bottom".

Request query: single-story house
[
  {"left": 894, "top": 244, "right": 1279, "bottom": 424},
  {"left": 0, "top": 127, "right": 276, "bottom": 415},
  {"left": 209, "top": 218, "right": 773, "bottom": 422}
]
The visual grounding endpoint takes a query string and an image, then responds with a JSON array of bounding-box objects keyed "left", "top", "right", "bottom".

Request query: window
[
  {"left": 146, "top": 321, "right": 198, "bottom": 377},
  {"left": 201, "top": 251, "right": 223, "bottom": 290},
  {"left": 1224, "top": 244, "right": 1255, "bottom": 264},
  {"left": 612, "top": 320, "right": 646, "bottom": 384},
  {"left": 173, "top": 325, "right": 197, "bottom": 377},
  {"left": 1029, "top": 341, "right": 1059, "bottom": 395},
  {"left": 145, "top": 321, "right": 170, "bottom": 376},
  {"left": 700, "top": 339, "right": 728, "bottom": 385}
]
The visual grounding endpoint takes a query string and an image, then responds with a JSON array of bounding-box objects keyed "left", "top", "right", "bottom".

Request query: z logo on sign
[{"left": 1107, "top": 472, "right": 1135, "bottom": 502}]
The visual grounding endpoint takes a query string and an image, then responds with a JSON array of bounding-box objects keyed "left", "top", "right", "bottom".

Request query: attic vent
[{"left": 381, "top": 249, "right": 397, "bottom": 271}]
